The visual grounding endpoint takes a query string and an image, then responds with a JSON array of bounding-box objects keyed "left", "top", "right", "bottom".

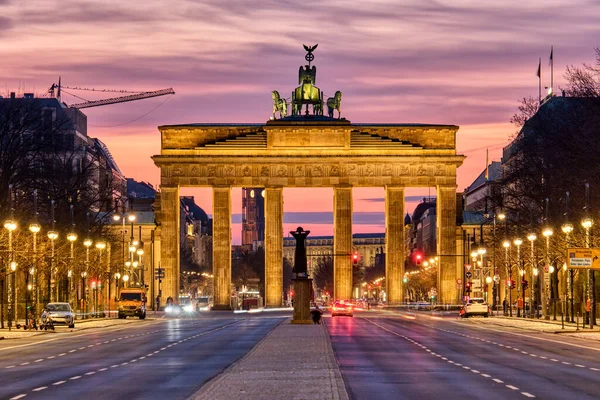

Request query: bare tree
[{"left": 563, "top": 47, "right": 600, "bottom": 97}]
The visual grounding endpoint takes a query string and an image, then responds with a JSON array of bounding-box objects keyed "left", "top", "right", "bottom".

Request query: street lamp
[
  {"left": 67, "top": 231, "right": 77, "bottom": 306},
  {"left": 542, "top": 227, "right": 553, "bottom": 320},
  {"left": 503, "top": 240, "right": 512, "bottom": 316},
  {"left": 562, "top": 221, "right": 574, "bottom": 322},
  {"left": 514, "top": 237, "right": 523, "bottom": 317},
  {"left": 527, "top": 233, "right": 537, "bottom": 318}
]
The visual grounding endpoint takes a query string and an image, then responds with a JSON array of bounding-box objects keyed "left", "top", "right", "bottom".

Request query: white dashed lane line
[
  {"left": 366, "top": 319, "right": 537, "bottom": 399},
  {"left": 9, "top": 321, "right": 241, "bottom": 397},
  {"left": 425, "top": 321, "right": 600, "bottom": 373}
]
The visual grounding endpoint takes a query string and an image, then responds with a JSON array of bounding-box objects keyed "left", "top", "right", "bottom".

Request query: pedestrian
[
  {"left": 310, "top": 305, "right": 322, "bottom": 324},
  {"left": 502, "top": 298, "right": 507, "bottom": 316}
]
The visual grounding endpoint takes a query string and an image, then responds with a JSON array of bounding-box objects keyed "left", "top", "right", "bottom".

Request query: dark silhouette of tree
[{"left": 563, "top": 47, "right": 600, "bottom": 97}]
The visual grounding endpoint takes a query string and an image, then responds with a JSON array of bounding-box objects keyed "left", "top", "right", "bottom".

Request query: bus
[{"left": 196, "top": 296, "right": 213, "bottom": 311}]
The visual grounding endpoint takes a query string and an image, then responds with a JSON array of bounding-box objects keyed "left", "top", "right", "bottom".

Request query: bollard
[{"left": 577, "top": 311, "right": 580, "bottom": 331}]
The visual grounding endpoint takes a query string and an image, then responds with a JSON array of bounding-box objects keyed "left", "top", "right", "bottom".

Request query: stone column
[
  {"left": 334, "top": 186, "right": 353, "bottom": 301},
  {"left": 213, "top": 186, "right": 232, "bottom": 310},
  {"left": 436, "top": 185, "right": 458, "bottom": 304},
  {"left": 264, "top": 187, "right": 283, "bottom": 307},
  {"left": 385, "top": 186, "right": 405, "bottom": 305},
  {"left": 159, "top": 185, "right": 180, "bottom": 306}
]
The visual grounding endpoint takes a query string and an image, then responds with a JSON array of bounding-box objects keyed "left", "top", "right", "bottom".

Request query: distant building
[
  {"left": 407, "top": 197, "right": 437, "bottom": 258},
  {"left": 283, "top": 233, "right": 386, "bottom": 276},
  {"left": 0, "top": 94, "right": 127, "bottom": 211},
  {"left": 463, "top": 161, "right": 502, "bottom": 212},
  {"left": 241, "top": 188, "right": 265, "bottom": 248},
  {"left": 180, "top": 196, "right": 212, "bottom": 269}
]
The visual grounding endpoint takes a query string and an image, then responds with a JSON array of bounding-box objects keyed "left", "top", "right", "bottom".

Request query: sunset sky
[{"left": 1, "top": 0, "right": 599, "bottom": 242}]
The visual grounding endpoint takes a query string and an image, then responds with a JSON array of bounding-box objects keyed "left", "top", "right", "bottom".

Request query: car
[
  {"left": 331, "top": 301, "right": 354, "bottom": 317},
  {"left": 460, "top": 298, "right": 489, "bottom": 318},
  {"left": 43, "top": 302, "right": 75, "bottom": 328},
  {"left": 165, "top": 304, "right": 183, "bottom": 316}
]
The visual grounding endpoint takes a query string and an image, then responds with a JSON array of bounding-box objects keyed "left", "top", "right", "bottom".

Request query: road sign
[
  {"left": 155, "top": 267, "right": 165, "bottom": 279},
  {"left": 456, "top": 278, "right": 462, "bottom": 285},
  {"left": 493, "top": 274, "right": 500, "bottom": 284},
  {"left": 567, "top": 248, "right": 600, "bottom": 269},
  {"left": 471, "top": 278, "right": 481, "bottom": 289},
  {"left": 466, "top": 271, "right": 472, "bottom": 279},
  {"left": 465, "top": 264, "right": 472, "bottom": 271}
]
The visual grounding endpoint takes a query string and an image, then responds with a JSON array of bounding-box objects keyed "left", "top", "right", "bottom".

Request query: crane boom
[{"left": 69, "top": 88, "right": 175, "bottom": 109}]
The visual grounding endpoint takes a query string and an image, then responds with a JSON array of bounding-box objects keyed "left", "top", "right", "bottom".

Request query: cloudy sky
[{"left": 1, "top": 0, "right": 599, "bottom": 241}]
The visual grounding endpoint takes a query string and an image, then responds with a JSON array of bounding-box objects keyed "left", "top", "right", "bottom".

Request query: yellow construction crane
[{"left": 49, "top": 78, "right": 175, "bottom": 109}]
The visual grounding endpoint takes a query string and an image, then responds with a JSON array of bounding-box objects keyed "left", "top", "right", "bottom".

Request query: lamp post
[
  {"left": 67, "top": 230, "right": 77, "bottom": 306},
  {"left": 582, "top": 183, "right": 595, "bottom": 328},
  {"left": 477, "top": 246, "right": 487, "bottom": 303},
  {"left": 542, "top": 227, "right": 553, "bottom": 320},
  {"left": 83, "top": 238, "right": 92, "bottom": 318},
  {"left": 527, "top": 233, "right": 537, "bottom": 318},
  {"left": 514, "top": 237, "right": 523, "bottom": 317},
  {"left": 582, "top": 216, "right": 593, "bottom": 328},
  {"left": 503, "top": 240, "right": 512, "bottom": 316},
  {"left": 95, "top": 241, "right": 106, "bottom": 317},
  {"left": 29, "top": 189, "right": 41, "bottom": 324},
  {"left": 4, "top": 216, "right": 17, "bottom": 330},
  {"left": 562, "top": 221, "right": 574, "bottom": 322}
]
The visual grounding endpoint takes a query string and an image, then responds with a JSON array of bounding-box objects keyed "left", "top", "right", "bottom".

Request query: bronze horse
[
  {"left": 271, "top": 90, "right": 288, "bottom": 119},
  {"left": 326, "top": 91, "right": 342, "bottom": 118}
]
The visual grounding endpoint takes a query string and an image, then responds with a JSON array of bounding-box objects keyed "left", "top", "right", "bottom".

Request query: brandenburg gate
[{"left": 152, "top": 46, "right": 465, "bottom": 309}]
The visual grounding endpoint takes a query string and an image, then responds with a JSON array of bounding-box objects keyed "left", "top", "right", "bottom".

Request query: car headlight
[
  {"left": 165, "top": 306, "right": 174, "bottom": 313},
  {"left": 184, "top": 304, "right": 193, "bottom": 313}
]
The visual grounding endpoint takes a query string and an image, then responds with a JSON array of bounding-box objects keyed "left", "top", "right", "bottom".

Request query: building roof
[
  {"left": 411, "top": 198, "right": 436, "bottom": 222},
  {"left": 180, "top": 196, "right": 209, "bottom": 223},
  {"left": 464, "top": 161, "right": 501, "bottom": 193},
  {"left": 127, "top": 179, "right": 156, "bottom": 199},
  {"left": 461, "top": 211, "right": 488, "bottom": 226}
]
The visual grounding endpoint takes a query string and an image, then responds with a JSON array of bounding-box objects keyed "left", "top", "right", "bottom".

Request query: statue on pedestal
[{"left": 290, "top": 226, "right": 310, "bottom": 278}]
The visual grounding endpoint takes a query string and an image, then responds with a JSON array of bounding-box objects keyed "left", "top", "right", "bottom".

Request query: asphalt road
[
  {"left": 327, "top": 311, "right": 600, "bottom": 400},
  {"left": 0, "top": 313, "right": 285, "bottom": 400}
]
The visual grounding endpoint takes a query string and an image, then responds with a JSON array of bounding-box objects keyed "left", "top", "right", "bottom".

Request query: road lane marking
[
  {"left": 32, "top": 387, "right": 47, "bottom": 392},
  {"left": 9, "top": 394, "right": 26, "bottom": 399},
  {"left": 590, "top": 367, "right": 599, "bottom": 371},
  {"left": 85, "top": 372, "right": 95, "bottom": 375},
  {"left": 20, "top": 362, "right": 30, "bottom": 365},
  {"left": 34, "top": 359, "right": 44, "bottom": 363},
  {"left": 110, "top": 364, "right": 119, "bottom": 368},
  {"left": 6, "top": 365, "right": 15, "bottom": 368},
  {"left": 98, "top": 368, "right": 108, "bottom": 371},
  {"left": 58, "top": 353, "right": 66, "bottom": 356},
  {"left": 47, "top": 356, "right": 55, "bottom": 359},
  {"left": 69, "top": 350, "right": 77, "bottom": 353},
  {"left": 575, "top": 364, "right": 585, "bottom": 368},
  {"left": 79, "top": 347, "right": 86, "bottom": 350},
  {"left": 522, "top": 393, "right": 535, "bottom": 398},
  {"left": 363, "top": 318, "right": 536, "bottom": 398},
  {"left": 70, "top": 376, "right": 81, "bottom": 380},
  {"left": 52, "top": 381, "right": 66, "bottom": 385}
]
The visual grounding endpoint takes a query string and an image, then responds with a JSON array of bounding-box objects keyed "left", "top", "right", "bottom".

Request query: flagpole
[
  {"left": 538, "top": 58, "right": 542, "bottom": 103},
  {"left": 550, "top": 46, "right": 554, "bottom": 96},
  {"left": 485, "top": 148, "right": 489, "bottom": 181}
]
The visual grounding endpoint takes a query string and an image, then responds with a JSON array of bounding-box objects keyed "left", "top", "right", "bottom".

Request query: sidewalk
[
  {"left": 0, "top": 312, "right": 162, "bottom": 339},
  {"left": 190, "top": 319, "right": 348, "bottom": 400}
]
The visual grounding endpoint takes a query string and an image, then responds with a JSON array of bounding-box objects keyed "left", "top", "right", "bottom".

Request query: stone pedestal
[{"left": 291, "top": 278, "right": 313, "bottom": 324}]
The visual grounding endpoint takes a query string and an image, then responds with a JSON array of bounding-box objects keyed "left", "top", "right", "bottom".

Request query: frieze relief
[{"left": 163, "top": 162, "right": 456, "bottom": 180}]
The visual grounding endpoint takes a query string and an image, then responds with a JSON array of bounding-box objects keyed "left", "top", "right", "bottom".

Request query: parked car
[
  {"left": 460, "top": 298, "right": 489, "bottom": 318},
  {"left": 43, "top": 302, "right": 75, "bottom": 328},
  {"left": 331, "top": 300, "right": 354, "bottom": 317}
]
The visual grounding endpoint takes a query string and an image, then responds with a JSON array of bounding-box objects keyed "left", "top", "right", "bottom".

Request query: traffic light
[
  {"left": 353, "top": 253, "right": 359, "bottom": 265},
  {"left": 521, "top": 279, "right": 528, "bottom": 291},
  {"left": 403, "top": 276, "right": 408, "bottom": 283},
  {"left": 415, "top": 253, "right": 422, "bottom": 265},
  {"left": 465, "top": 281, "right": 471, "bottom": 293},
  {"left": 507, "top": 279, "right": 516, "bottom": 288}
]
